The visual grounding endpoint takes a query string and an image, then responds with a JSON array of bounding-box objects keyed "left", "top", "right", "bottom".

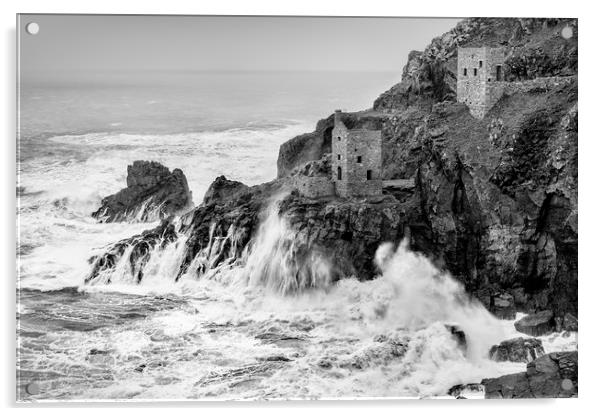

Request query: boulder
[
  {"left": 92, "top": 161, "right": 193, "bottom": 223},
  {"left": 448, "top": 383, "right": 484, "bottom": 398},
  {"left": 489, "top": 337, "right": 545, "bottom": 363},
  {"left": 514, "top": 310, "right": 555, "bottom": 336},
  {"left": 482, "top": 351, "right": 577, "bottom": 398}
]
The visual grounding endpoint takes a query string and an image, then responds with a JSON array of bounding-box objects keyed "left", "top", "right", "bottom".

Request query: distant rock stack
[{"left": 92, "top": 160, "right": 193, "bottom": 223}]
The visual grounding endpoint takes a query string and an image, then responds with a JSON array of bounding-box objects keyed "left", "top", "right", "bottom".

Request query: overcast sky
[{"left": 19, "top": 15, "right": 461, "bottom": 73}]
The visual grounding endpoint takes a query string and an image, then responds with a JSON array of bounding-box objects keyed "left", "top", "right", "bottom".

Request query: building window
[
  {"left": 479, "top": 60, "right": 483, "bottom": 68},
  {"left": 496, "top": 65, "right": 502, "bottom": 81},
  {"left": 337, "top": 136, "right": 341, "bottom": 141},
  {"left": 367, "top": 170, "right": 373, "bottom": 180},
  {"left": 463, "top": 68, "right": 467, "bottom": 76},
  {"left": 337, "top": 154, "right": 341, "bottom": 160},
  {"left": 357, "top": 156, "right": 362, "bottom": 163},
  {"left": 337, "top": 166, "right": 342, "bottom": 180},
  {"left": 473, "top": 68, "right": 477, "bottom": 76}
]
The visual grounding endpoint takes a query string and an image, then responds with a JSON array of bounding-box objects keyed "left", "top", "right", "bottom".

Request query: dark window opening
[
  {"left": 479, "top": 60, "right": 483, "bottom": 68},
  {"left": 337, "top": 166, "right": 342, "bottom": 180},
  {"left": 463, "top": 68, "right": 467, "bottom": 76},
  {"left": 337, "top": 136, "right": 341, "bottom": 141},
  {"left": 367, "top": 170, "right": 373, "bottom": 180},
  {"left": 496, "top": 65, "right": 502, "bottom": 81},
  {"left": 357, "top": 156, "right": 362, "bottom": 163},
  {"left": 473, "top": 68, "right": 477, "bottom": 76},
  {"left": 337, "top": 154, "right": 341, "bottom": 160}
]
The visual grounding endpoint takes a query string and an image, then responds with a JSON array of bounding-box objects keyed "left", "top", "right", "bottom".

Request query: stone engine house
[
  {"left": 457, "top": 46, "right": 506, "bottom": 119},
  {"left": 331, "top": 110, "right": 382, "bottom": 197}
]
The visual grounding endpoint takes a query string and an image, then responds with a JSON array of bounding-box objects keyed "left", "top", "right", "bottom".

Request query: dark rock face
[
  {"left": 448, "top": 383, "right": 484, "bottom": 398},
  {"left": 85, "top": 175, "right": 414, "bottom": 288},
  {"left": 92, "top": 161, "right": 193, "bottom": 222},
  {"left": 489, "top": 292, "right": 517, "bottom": 320},
  {"left": 202, "top": 175, "right": 248, "bottom": 205},
  {"left": 85, "top": 219, "right": 178, "bottom": 284},
  {"left": 563, "top": 313, "right": 578, "bottom": 332},
  {"left": 482, "top": 351, "right": 577, "bottom": 398},
  {"left": 489, "top": 337, "right": 545, "bottom": 363},
  {"left": 445, "top": 324, "right": 467, "bottom": 354},
  {"left": 514, "top": 311, "right": 555, "bottom": 336}
]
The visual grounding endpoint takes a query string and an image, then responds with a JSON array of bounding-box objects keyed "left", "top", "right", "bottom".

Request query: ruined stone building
[
  {"left": 457, "top": 46, "right": 506, "bottom": 119},
  {"left": 331, "top": 110, "right": 382, "bottom": 197}
]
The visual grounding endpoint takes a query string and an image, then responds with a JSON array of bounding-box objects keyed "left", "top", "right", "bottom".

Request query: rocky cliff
[
  {"left": 86, "top": 176, "right": 414, "bottom": 289},
  {"left": 92, "top": 161, "right": 194, "bottom": 223},
  {"left": 87, "top": 17, "right": 578, "bottom": 326},
  {"left": 274, "top": 18, "right": 578, "bottom": 323}
]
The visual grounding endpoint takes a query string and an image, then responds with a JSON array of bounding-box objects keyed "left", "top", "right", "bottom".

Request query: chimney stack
[{"left": 334, "top": 109, "right": 342, "bottom": 125}]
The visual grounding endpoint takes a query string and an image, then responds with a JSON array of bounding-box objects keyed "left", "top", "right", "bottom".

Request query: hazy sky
[{"left": 19, "top": 15, "right": 461, "bottom": 73}]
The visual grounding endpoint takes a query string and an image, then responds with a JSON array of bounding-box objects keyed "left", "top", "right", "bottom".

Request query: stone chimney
[{"left": 334, "top": 109, "right": 342, "bottom": 125}]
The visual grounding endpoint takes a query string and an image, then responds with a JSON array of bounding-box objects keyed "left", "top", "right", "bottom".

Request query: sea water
[{"left": 16, "top": 70, "right": 576, "bottom": 401}]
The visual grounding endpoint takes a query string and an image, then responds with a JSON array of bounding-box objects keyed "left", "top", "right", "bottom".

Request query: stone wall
[
  {"left": 457, "top": 47, "right": 505, "bottom": 119},
  {"left": 341, "top": 130, "right": 383, "bottom": 197},
  {"left": 458, "top": 46, "right": 576, "bottom": 119},
  {"left": 501, "top": 76, "right": 576, "bottom": 95},
  {"left": 331, "top": 111, "right": 383, "bottom": 197},
  {"left": 292, "top": 176, "right": 335, "bottom": 198}
]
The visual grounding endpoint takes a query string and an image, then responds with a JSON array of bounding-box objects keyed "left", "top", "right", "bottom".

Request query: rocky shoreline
[{"left": 85, "top": 17, "right": 578, "bottom": 398}]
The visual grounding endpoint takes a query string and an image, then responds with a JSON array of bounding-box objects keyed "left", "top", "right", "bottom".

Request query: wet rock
[
  {"left": 339, "top": 333, "right": 410, "bottom": 370},
  {"left": 85, "top": 218, "right": 178, "bottom": 284},
  {"left": 448, "top": 383, "right": 484, "bottom": 398},
  {"left": 445, "top": 324, "right": 467, "bottom": 354},
  {"left": 195, "top": 363, "right": 281, "bottom": 387},
  {"left": 563, "top": 312, "right": 578, "bottom": 331},
  {"left": 514, "top": 310, "right": 555, "bottom": 336},
  {"left": 489, "top": 337, "right": 545, "bottom": 363},
  {"left": 259, "top": 355, "right": 292, "bottom": 362},
  {"left": 134, "top": 364, "right": 146, "bottom": 373},
  {"left": 317, "top": 358, "right": 334, "bottom": 369},
  {"left": 88, "top": 348, "right": 110, "bottom": 355},
  {"left": 92, "top": 160, "right": 193, "bottom": 222},
  {"left": 482, "top": 351, "right": 577, "bottom": 398},
  {"left": 202, "top": 175, "right": 249, "bottom": 205}
]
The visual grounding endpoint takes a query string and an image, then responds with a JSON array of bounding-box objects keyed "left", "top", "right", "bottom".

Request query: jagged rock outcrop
[
  {"left": 489, "top": 337, "right": 545, "bottom": 363},
  {"left": 202, "top": 175, "right": 249, "bottom": 205},
  {"left": 85, "top": 175, "right": 414, "bottom": 288},
  {"left": 92, "top": 161, "right": 193, "bottom": 222},
  {"left": 85, "top": 219, "right": 178, "bottom": 284},
  {"left": 482, "top": 351, "right": 577, "bottom": 398},
  {"left": 514, "top": 311, "right": 555, "bottom": 336}
]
